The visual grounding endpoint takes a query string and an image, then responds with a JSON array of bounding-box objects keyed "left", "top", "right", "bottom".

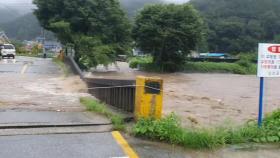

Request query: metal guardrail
[
  {"left": 85, "top": 78, "right": 136, "bottom": 113},
  {"left": 64, "top": 56, "right": 84, "bottom": 79},
  {"left": 65, "top": 56, "right": 136, "bottom": 113}
]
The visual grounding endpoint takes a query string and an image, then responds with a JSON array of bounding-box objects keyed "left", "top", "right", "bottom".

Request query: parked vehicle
[{"left": 0, "top": 44, "right": 16, "bottom": 59}]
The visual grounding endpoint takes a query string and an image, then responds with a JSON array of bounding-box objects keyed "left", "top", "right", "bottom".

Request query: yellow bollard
[
  {"left": 135, "top": 76, "right": 163, "bottom": 119},
  {"left": 58, "top": 50, "right": 65, "bottom": 61}
]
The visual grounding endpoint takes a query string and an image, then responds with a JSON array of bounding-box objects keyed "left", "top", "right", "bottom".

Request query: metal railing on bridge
[{"left": 85, "top": 78, "right": 136, "bottom": 113}]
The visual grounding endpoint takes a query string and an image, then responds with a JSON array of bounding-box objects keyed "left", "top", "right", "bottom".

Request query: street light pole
[{"left": 42, "top": 29, "right": 46, "bottom": 58}]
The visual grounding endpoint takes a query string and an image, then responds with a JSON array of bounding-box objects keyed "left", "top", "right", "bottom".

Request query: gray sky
[
  {"left": 1, "top": 0, "right": 189, "bottom": 4},
  {"left": 0, "top": 0, "right": 34, "bottom": 14},
  {"left": 164, "top": 0, "right": 190, "bottom": 3},
  {"left": 0, "top": 0, "right": 190, "bottom": 14}
]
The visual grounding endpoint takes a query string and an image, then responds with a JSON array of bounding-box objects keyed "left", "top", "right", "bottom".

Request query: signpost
[{"left": 257, "top": 43, "right": 280, "bottom": 127}]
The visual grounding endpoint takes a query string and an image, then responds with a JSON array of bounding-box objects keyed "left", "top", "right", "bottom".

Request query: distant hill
[
  {"left": 0, "top": 0, "right": 176, "bottom": 40},
  {"left": 0, "top": 7, "right": 21, "bottom": 24},
  {"left": 0, "top": 13, "right": 41, "bottom": 40},
  {"left": 120, "top": 0, "right": 163, "bottom": 18},
  {"left": 0, "top": 13, "right": 54, "bottom": 41}
]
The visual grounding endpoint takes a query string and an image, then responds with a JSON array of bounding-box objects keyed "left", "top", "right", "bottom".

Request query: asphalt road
[
  {"left": 0, "top": 56, "right": 132, "bottom": 158},
  {"left": 0, "top": 56, "right": 60, "bottom": 74},
  {"left": 0, "top": 133, "right": 126, "bottom": 158}
]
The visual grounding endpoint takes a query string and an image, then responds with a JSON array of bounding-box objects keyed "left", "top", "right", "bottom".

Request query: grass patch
[
  {"left": 128, "top": 56, "right": 257, "bottom": 74},
  {"left": 133, "top": 114, "right": 231, "bottom": 149},
  {"left": 18, "top": 53, "right": 41, "bottom": 57},
  {"left": 133, "top": 110, "right": 280, "bottom": 149},
  {"left": 129, "top": 55, "right": 153, "bottom": 69},
  {"left": 80, "top": 97, "right": 125, "bottom": 131},
  {"left": 52, "top": 58, "right": 70, "bottom": 76},
  {"left": 183, "top": 62, "right": 257, "bottom": 75}
]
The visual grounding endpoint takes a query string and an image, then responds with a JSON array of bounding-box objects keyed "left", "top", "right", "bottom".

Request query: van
[{"left": 0, "top": 44, "right": 16, "bottom": 59}]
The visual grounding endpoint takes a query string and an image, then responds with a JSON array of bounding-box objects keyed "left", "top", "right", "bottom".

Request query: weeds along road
[{"left": 0, "top": 56, "right": 132, "bottom": 158}]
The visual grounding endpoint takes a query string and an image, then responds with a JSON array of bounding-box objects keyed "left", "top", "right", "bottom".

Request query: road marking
[
  {"left": 111, "top": 131, "right": 139, "bottom": 158},
  {"left": 21, "top": 64, "right": 29, "bottom": 74}
]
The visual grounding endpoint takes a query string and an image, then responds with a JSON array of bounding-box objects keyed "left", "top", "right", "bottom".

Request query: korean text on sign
[{"left": 258, "top": 43, "right": 280, "bottom": 77}]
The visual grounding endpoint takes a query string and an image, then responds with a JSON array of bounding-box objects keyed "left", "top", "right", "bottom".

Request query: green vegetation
[
  {"left": 191, "top": 0, "right": 280, "bottom": 54},
  {"left": 133, "top": 3, "right": 206, "bottom": 72},
  {"left": 254, "top": 109, "right": 280, "bottom": 143},
  {"left": 133, "top": 110, "right": 280, "bottom": 149},
  {"left": 129, "top": 56, "right": 153, "bottom": 69},
  {"left": 128, "top": 55, "right": 257, "bottom": 74},
  {"left": 80, "top": 97, "right": 125, "bottom": 131},
  {"left": 52, "top": 58, "right": 70, "bottom": 76},
  {"left": 12, "top": 40, "right": 43, "bottom": 57},
  {"left": 34, "top": 0, "right": 132, "bottom": 70},
  {"left": 184, "top": 62, "right": 257, "bottom": 75}
]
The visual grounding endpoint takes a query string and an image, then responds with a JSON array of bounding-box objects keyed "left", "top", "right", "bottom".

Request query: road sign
[
  {"left": 257, "top": 43, "right": 280, "bottom": 127},
  {"left": 258, "top": 43, "right": 280, "bottom": 77}
]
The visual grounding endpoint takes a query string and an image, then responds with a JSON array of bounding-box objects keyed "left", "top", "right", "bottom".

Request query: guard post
[
  {"left": 135, "top": 76, "right": 163, "bottom": 120},
  {"left": 58, "top": 50, "right": 65, "bottom": 61}
]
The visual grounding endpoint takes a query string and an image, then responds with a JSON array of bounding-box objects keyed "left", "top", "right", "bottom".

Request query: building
[
  {"left": 44, "top": 41, "right": 62, "bottom": 52},
  {"left": 0, "top": 32, "right": 10, "bottom": 44},
  {"left": 36, "top": 37, "right": 62, "bottom": 53}
]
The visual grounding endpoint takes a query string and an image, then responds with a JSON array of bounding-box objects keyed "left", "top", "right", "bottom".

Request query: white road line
[{"left": 21, "top": 64, "right": 29, "bottom": 74}]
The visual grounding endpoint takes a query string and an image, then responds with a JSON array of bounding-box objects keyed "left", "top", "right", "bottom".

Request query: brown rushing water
[{"left": 89, "top": 62, "right": 280, "bottom": 127}]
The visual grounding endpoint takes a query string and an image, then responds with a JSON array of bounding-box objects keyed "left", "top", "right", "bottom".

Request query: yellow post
[
  {"left": 135, "top": 76, "right": 163, "bottom": 119},
  {"left": 58, "top": 50, "right": 65, "bottom": 61}
]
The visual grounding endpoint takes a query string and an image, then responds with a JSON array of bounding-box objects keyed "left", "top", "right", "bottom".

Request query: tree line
[
  {"left": 191, "top": 0, "right": 280, "bottom": 54},
  {"left": 33, "top": 0, "right": 280, "bottom": 72}
]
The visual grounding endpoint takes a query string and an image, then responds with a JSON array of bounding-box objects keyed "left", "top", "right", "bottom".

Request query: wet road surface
[
  {"left": 0, "top": 133, "right": 126, "bottom": 158},
  {"left": 126, "top": 135, "right": 280, "bottom": 158},
  {"left": 0, "top": 56, "right": 131, "bottom": 158}
]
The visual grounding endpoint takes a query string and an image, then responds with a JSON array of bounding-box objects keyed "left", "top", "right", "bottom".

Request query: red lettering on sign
[{"left": 268, "top": 46, "right": 280, "bottom": 53}]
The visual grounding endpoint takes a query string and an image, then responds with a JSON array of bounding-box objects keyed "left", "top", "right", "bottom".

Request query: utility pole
[{"left": 42, "top": 28, "right": 46, "bottom": 58}]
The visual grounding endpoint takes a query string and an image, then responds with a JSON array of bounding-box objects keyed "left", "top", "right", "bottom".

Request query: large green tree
[
  {"left": 33, "top": 0, "right": 132, "bottom": 68},
  {"left": 132, "top": 4, "right": 205, "bottom": 72},
  {"left": 191, "top": 0, "right": 280, "bottom": 54}
]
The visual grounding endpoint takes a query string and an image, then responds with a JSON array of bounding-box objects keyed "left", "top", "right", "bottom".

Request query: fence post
[{"left": 135, "top": 76, "right": 163, "bottom": 120}]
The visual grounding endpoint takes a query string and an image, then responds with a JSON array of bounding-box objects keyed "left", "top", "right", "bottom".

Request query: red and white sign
[{"left": 258, "top": 43, "right": 280, "bottom": 77}]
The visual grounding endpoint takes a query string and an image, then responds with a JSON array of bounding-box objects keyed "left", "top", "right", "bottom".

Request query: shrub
[
  {"left": 183, "top": 61, "right": 257, "bottom": 75},
  {"left": 133, "top": 110, "right": 280, "bottom": 149},
  {"left": 80, "top": 97, "right": 125, "bottom": 131},
  {"left": 129, "top": 56, "right": 153, "bottom": 69},
  {"left": 133, "top": 114, "right": 230, "bottom": 149},
  {"left": 183, "top": 62, "right": 248, "bottom": 74},
  {"left": 254, "top": 109, "right": 280, "bottom": 143},
  {"left": 236, "top": 53, "right": 257, "bottom": 67}
]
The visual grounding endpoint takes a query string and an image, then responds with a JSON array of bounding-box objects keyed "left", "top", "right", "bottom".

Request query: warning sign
[{"left": 258, "top": 43, "right": 280, "bottom": 77}]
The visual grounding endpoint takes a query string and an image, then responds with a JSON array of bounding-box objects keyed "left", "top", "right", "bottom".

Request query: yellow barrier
[
  {"left": 135, "top": 76, "right": 163, "bottom": 119},
  {"left": 58, "top": 50, "right": 65, "bottom": 61}
]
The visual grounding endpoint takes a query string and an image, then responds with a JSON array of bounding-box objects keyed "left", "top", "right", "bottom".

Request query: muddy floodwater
[{"left": 89, "top": 62, "right": 280, "bottom": 126}]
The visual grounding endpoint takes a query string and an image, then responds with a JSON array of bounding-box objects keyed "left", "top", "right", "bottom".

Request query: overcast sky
[
  {"left": 164, "top": 0, "right": 190, "bottom": 3},
  {"left": 1, "top": 0, "right": 189, "bottom": 4},
  {"left": 0, "top": 0, "right": 190, "bottom": 14}
]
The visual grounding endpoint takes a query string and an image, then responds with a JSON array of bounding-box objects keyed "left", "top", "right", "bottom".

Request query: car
[{"left": 0, "top": 44, "right": 16, "bottom": 59}]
